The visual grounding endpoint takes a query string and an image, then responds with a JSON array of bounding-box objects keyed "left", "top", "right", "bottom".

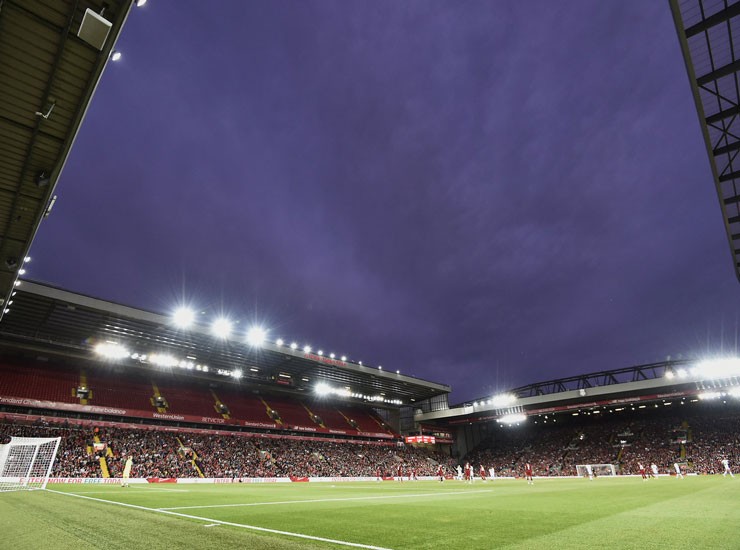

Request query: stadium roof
[
  {"left": 0, "top": 280, "right": 451, "bottom": 406},
  {"left": 0, "top": 0, "right": 133, "bottom": 315},
  {"left": 671, "top": 0, "right": 740, "bottom": 281},
  {"left": 418, "top": 357, "right": 739, "bottom": 425}
]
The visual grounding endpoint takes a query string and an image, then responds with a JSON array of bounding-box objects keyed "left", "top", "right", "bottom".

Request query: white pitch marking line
[
  {"left": 128, "top": 487, "right": 189, "bottom": 492},
  {"left": 45, "top": 489, "right": 393, "bottom": 550},
  {"left": 203, "top": 524, "right": 219, "bottom": 528},
  {"left": 159, "top": 489, "right": 494, "bottom": 511}
]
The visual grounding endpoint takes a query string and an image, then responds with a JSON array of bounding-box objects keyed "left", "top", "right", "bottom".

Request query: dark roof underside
[
  {"left": 0, "top": 280, "right": 451, "bottom": 406},
  {"left": 0, "top": 0, "right": 131, "bottom": 314},
  {"left": 672, "top": 0, "right": 740, "bottom": 280}
]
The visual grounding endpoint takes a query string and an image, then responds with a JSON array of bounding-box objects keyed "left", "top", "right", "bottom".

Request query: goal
[
  {"left": 0, "top": 436, "right": 61, "bottom": 492},
  {"left": 576, "top": 464, "right": 616, "bottom": 479}
]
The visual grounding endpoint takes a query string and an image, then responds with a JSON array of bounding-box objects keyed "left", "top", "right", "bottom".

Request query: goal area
[
  {"left": 0, "top": 436, "right": 61, "bottom": 492},
  {"left": 576, "top": 464, "right": 616, "bottom": 478}
]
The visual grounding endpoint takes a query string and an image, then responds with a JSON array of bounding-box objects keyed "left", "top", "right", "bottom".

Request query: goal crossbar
[{"left": 0, "top": 436, "right": 61, "bottom": 491}]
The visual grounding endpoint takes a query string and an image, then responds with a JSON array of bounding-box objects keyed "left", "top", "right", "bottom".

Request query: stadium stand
[{"left": 0, "top": 360, "right": 79, "bottom": 405}]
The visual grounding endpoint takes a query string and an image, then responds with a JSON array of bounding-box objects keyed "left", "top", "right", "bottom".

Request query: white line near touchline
[
  {"left": 45, "top": 489, "right": 394, "bottom": 550},
  {"left": 159, "top": 489, "right": 494, "bottom": 511}
]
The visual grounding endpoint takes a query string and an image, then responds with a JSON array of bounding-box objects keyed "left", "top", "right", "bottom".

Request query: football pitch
[{"left": 1, "top": 477, "right": 737, "bottom": 549}]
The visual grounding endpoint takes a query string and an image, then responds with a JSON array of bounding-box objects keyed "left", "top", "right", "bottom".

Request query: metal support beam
[
  {"left": 697, "top": 59, "right": 740, "bottom": 86},
  {"left": 714, "top": 140, "right": 740, "bottom": 156},
  {"left": 706, "top": 104, "right": 740, "bottom": 125},
  {"left": 685, "top": 3, "right": 740, "bottom": 38}
]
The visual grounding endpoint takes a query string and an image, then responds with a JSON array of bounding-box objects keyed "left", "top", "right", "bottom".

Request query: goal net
[
  {"left": 576, "top": 464, "right": 616, "bottom": 478},
  {"left": 0, "top": 436, "right": 61, "bottom": 492}
]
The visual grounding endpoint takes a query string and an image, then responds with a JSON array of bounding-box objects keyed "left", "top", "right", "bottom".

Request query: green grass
[{"left": 1, "top": 477, "right": 738, "bottom": 549}]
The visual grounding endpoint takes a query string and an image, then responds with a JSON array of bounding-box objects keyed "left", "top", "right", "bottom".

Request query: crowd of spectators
[
  {"left": 463, "top": 407, "right": 740, "bottom": 477},
  {"left": 2, "top": 406, "right": 738, "bottom": 479},
  {"left": 0, "top": 419, "right": 453, "bottom": 479}
]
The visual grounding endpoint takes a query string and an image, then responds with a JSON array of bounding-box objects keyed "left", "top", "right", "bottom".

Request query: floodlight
[
  {"left": 233, "top": 369, "right": 243, "bottom": 379},
  {"left": 329, "top": 353, "right": 335, "bottom": 359},
  {"left": 303, "top": 345, "right": 312, "bottom": 353},
  {"left": 695, "top": 358, "right": 740, "bottom": 379},
  {"left": 491, "top": 393, "right": 516, "bottom": 408},
  {"left": 290, "top": 342, "right": 298, "bottom": 350},
  {"left": 677, "top": 368, "right": 688, "bottom": 379},
  {"left": 94, "top": 342, "right": 129, "bottom": 360},
  {"left": 729, "top": 387, "right": 740, "bottom": 398},
  {"left": 18, "top": 269, "right": 26, "bottom": 275},
  {"left": 498, "top": 413, "right": 526, "bottom": 424},
  {"left": 341, "top": 356, "right": 347, "bottom": 362},
  {"left": 318, "top": 350, "right": 323, "bottom": 356},
  {"left": 173, "top": 307, "right": 195, "bottom": 328},
  {"left": 698, "top": 391, "right": 721, "bottom": 400},
  {"left": 111, "top": 50, "right": 122, "bottom": 61},
  {"left": 136, "top": 0, "right": 147, "bottom": 6},
  {"left": 315, "top": 383, "right": 331, "bottom": 396},
  {"left": 665, "top": 371, "right": 675, "bottom": 379},
  {"left": 24, "top": 257, "right": 31, "bottom": 263},
  {"left": 396, "top": 370, "right": 400, "bottom": 374},
  {"left": 211, "top": 318, "right": 232, "bottom": 339},
  {"left": 246, "top": 326, "right": 267, "bottom": 347},
  {"left": 149, "top": 354, "right": 178, "bottom": 367},
  {"left": 276, "top": 338, "right": 284, "bottom": 346}
]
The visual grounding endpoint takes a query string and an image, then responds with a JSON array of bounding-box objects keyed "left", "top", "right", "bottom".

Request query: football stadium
[{"left": 1, "top": 1, "right": 740, "bottom": 549}]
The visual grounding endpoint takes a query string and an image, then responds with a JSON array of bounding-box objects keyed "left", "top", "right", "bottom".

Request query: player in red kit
[
  {"left": 524, "top": 463, "right": 534, "bottom": 485},
  {"left": 638, "top": 463, "right": 647, "bottom": 480},
  {"left": 464, "top": 462, "right": 471, "bottom": 483},
  {"left": 437, "top": 464, "right": 444, "bottom": 482},
  {"left": 479, "top": 464, "right": 487, "bottom": 482},
  {"left": 397, "top": 464, "right": 404, "bottom": 482}
]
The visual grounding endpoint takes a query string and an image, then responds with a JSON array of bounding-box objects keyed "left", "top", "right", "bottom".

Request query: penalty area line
[
  {"left": 45, "top": 489, "right": 393, "bottom": 550},
  {"left": 159, "top": 489, "right": 494, "bottom": 511}
]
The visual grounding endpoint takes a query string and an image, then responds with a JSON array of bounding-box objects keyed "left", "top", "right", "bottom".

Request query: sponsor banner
[
  {"left": 146, "top": 478, "right": 177, "bottom": 484},
  {"left": 289, "top": 476, "right": 309, "bottom": 482},
  {"left": 46, "top": 478, "right": 146, "bottom": 484},
  {"left": 405, "top": 435, "right": 436, "bottom": 444}
]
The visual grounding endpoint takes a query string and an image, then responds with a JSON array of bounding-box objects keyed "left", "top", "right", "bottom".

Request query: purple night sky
[{"left": 26, "top": 1, "right": 740, "bottom": 404}]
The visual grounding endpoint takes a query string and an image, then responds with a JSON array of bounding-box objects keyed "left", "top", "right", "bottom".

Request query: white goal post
[
  {"left": 0, "top": 436, "right": 61, "bottom": 492},
  {"left": 576, "top": 464, "right": 616, "bottom": 478}
]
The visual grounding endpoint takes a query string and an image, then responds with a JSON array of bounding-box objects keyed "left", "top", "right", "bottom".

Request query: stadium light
[
  {"left": 276, "top": 338, "right": 284, "bottom": 346},
  {"left": 318, "top": 350, "right": 324, "bottom": 356},
  {"left": 246, "top": 326, "right": 267, "bottom": 347},
  {"left": 94, "top": 342, "right": 129, "bottom": 360},
  {"left": 695, "top": 358, "right": 740, "bottom": 379},
  {"left": 172, "top": 307, "right": 195, "bottom": 329},
  {"left": 290, "top": 342, "right": 298, "bottom": 350},
  {"left": 233, "top": 369, "right": 243, "bottom": 379},
  {"left": 729, "top": 387, "right": 740, "bottom": 398},
  {"left": 341, "top": 356, "right": 347, "bottom": 362},
  {"left": 497, "top": 413, "right": 527, "bottom": 425},
  {"left": 24, "top": 256, "right": 31, "bottom": 263},
  {"left": 329, "top": 353, "right": 335, "bottom": 359},
  {"left": 136, "top": 0, "right": 147, "bottom": 6},
  {"left": 315, "top": 383, "right": 331, "bottom": 396},
  {"left": 676, "top": 368, "right": 688, "bottom": 379},
  {"left": 148, "top": 353, "right": 178, "bottom": 368},
  {"left": 211, "top": 318, "right": 232, "bottom": 339},
  {"left": 665, "top": 370, "right": 675, "bottom": 379},
  {"left": 111, "top": 50, "right": 122, "bottom": 61},
  {"left": 491, "top": 393, "right": 516, "bottom": 408},
  {"left": 698, "top": 391, "right": 722, "bottom": 400},
  {"left": 303, "top": 345, "right": 312, "bottom": 353},
  {"left": 18, "top": 269, "right": 26, "bottom": 275}
]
